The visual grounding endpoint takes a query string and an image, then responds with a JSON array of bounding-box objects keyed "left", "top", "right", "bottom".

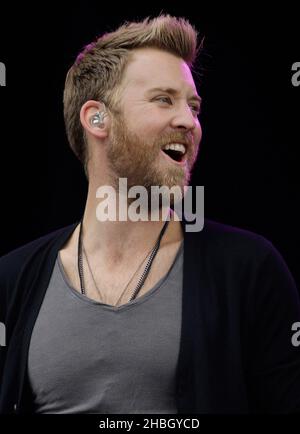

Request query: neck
[{"left": 77, "top": 179, "right": 183, "bottom": 267}]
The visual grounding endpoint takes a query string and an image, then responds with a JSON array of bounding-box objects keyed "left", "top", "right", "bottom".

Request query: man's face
[{"left": 106, "top": 48, "right": 202, "bottom": 196}]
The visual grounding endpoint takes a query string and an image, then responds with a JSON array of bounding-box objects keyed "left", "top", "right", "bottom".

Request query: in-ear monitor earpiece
[{"left": 90, "top": 111, "right": 106, "bottom": 127}]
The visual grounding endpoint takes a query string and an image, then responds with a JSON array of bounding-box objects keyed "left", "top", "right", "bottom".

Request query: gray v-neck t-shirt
[{"left": 28, "top": 241, "right": 184, "bottom": 414}]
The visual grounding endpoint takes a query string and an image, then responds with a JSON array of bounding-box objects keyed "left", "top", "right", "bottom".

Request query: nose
[{"left": 170, "top": 102, "right": 198, "bottom": 132}]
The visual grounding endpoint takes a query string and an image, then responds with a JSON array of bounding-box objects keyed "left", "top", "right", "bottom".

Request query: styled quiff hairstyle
[{"left": 63, "top": 14, "right": 201, "bottom": 178}]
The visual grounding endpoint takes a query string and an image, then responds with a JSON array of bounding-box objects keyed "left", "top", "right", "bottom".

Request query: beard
[{"left": 105, "top": 114, "right": 199, "bottom": 209}]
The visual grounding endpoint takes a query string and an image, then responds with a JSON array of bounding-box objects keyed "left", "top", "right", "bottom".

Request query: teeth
[{"left": 163, "top": 143, "right": 186, "bottom": 154}]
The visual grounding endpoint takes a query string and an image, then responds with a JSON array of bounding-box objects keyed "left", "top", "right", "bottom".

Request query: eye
[
  {"left": 189, "top": 104, "right": 201, "bottom": 116},
  {"left": 155, "top": 96, "right": 172, "bottom": 105}
]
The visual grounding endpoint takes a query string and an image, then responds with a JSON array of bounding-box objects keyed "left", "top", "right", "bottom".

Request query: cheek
[
  {"left": 126, "top": 110, "right": 156, "bottom": 133},
  {"left": 130, "top": 116, "right": 166, "bottom": 139}
]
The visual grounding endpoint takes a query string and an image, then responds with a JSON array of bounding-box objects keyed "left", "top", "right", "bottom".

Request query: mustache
[
  {"left": 157, "top": 133, "right": 196, "bottom": 157},
  {"left": 157, "top": 132, "right": 194, "bottom": 147}
]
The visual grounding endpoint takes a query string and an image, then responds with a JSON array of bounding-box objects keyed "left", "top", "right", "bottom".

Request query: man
[{"left": 0, "top": 15, "right": 300, "bottom": 414}]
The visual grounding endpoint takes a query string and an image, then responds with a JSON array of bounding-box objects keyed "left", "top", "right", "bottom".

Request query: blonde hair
[{"left": 63, "top": 14, "right": 202, "bottom": 178}]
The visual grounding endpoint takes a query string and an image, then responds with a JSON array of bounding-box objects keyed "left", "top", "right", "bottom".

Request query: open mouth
[{"left": 161, "top": 143, "right": 187, "bottom": 163}]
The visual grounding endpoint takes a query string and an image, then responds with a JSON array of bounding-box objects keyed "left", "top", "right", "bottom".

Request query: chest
[{"left": 59, "top": 240, "right": 182, "bottom": 306}]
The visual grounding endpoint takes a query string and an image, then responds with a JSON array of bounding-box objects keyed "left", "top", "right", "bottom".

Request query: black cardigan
[{"left": 1, "top": 218, "right": 300, "bottom": 414}]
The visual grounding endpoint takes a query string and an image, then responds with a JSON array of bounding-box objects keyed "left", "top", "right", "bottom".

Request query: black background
[{"left": 0, "top": 3, "right": 299, "bottom": 290}]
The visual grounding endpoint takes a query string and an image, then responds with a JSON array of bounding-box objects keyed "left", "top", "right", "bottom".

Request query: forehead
[{"left": 121, "top": 48, "right": 198, "bottom": 94}]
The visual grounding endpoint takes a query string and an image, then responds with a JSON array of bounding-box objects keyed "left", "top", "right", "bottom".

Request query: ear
[{"left": 80, "top": 100, "right": 110, "bottom": 139}]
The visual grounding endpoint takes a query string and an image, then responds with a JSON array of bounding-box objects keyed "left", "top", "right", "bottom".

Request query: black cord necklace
[{"left": 77, "top": 216, "right": 170, "bottom": 302}]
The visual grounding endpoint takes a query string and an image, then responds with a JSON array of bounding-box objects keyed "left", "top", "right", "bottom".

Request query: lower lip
[{"left": 160, "top": 150, "right": 186, "bottom": 167}]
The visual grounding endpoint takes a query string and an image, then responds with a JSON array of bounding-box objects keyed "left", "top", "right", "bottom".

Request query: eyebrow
[{"left": 146, "top": 87, "right": 202, "bottom": 105}]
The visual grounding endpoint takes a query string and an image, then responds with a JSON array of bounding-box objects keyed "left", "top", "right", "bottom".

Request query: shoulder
[
  {"left": 185, "top": 217, "right": 298, "bottom": 290},
  {"left": 184, "top": 216, "right": 275, "bottom": 261},
  {"left": 0, "top": 223, "right": 78, "bottom": 287},
  {"left": 206, "top": 219, "right": 298, "bottom": 297}
]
